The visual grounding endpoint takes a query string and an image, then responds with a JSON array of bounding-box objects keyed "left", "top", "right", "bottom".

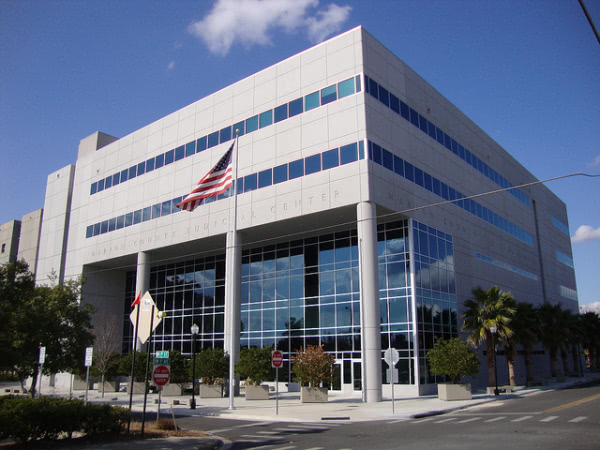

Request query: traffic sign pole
[{"left": 272, "top": 350, "right": 283, "bottom": 416}]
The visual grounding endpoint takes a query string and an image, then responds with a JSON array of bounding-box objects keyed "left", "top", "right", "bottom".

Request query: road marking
[
  {"left": 295, "top": 424, "right": 331, "bottom": 429},
  {"left": 542, "top": 393, "right": 600, "bottom": 414},
  {"left": 411, "top": 417, "right": 436, "bottom": 423},
  {"left": 304, "top": 448, "right": 324, "bottom": 450},
  {"left": 256, "top": 431, "right": 280, "bottom": 434},
  {"left": 274, "top": 427, "right": 307, "bottom": 432},
  {"left": 271, "top": 446, "right": 297, "bottom": 450},
  {"left": 511, "top": 416, "right": 533, "bottom": 422},
  {"left": 569, "top": 416, "right": 588, "bottom": 423},
  {"left": 540, "top": 416, "right": 559, "bottom": 422},
  {"left": 455, "top": 417, "right": 481, "bottom": 423},
  {"left": 241, "top": 434, "right": 271, "bottom": 439},
  {"left": 434, "top": 417, "right": 457, "bottom": 423},
  {"left": 387, "top": 418, "right": 410, "bottom": 424},
  {"left": 208, "top": 421, "right": 274, "bottom": 433},
  {"left": 484, "top": 416, "right": 506, "bottom": 422}
]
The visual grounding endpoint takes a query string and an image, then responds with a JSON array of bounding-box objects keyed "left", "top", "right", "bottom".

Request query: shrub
[
  {"left": 192, "top": 348, "right": 229, "bottom": 385},
  {"left": 236, "top": 347, "right": 272, "bottom": 385},
  {"left": 427, "top": 338, "right": 480, "bottom": 384},
  {"left": 292, "top": 345, "right": 335, "bottom": 387},
  {"left": 118, "top": 351, "right": 148, "bottom": 381}
]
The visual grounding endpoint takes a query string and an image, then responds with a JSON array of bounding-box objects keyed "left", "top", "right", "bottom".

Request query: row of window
[
  {"left": 368, "top": 140, "right": 534, "bottom": 246},
  {"left": 475, "top": 252, "right": 538, "bottom": 281},
  {"left": 552, "top": 216, "right": 570, "bottom": 236},
  {"left": 560, "top": 285, "right": 578, "bottom": 301},
  {"left": 556, "top": 250, "right": 574, "bottom": 268},
  {"left": 364, "top": 74, "right": 530, "bottom": 207},
  {"left": 86, "top": 141, "right": 363, "bottom": 238},
  {"left": 90, "top": 75, "right": 361, "bottom": 196}
]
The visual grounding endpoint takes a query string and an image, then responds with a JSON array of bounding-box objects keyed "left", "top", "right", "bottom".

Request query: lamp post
[
  {"left": 490, "top": 326, "right": 499, "bottom": 396},
  {"left": 190, "top": 323, "right": 199, "bottom": 409}
]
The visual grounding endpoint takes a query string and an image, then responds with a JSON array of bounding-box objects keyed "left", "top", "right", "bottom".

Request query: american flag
[{"left": 176, "top": 143, "right": 234, "bottom": 212}]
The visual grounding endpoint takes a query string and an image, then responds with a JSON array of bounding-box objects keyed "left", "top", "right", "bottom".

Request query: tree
[
  {"left": 235, "top": 347, "right": 272, "bottom": 385},
  {"left": 462, "top": 286, "right": 515, "bottom": 388},
  {"left": 507, "top": 302, "right": 540, "bottom": 385},
  {"left": 91, "top": 311, "right": 121, "bottom": 397},
  {"left": 192, "top": 348, "right": 229, "bottom": 385},
  {"left": 580, "top": 311, "right": 600, "bottom": 370},
  {"left": 537, "top": 303, "right": 566, "bottom": 377},
  {"left": 118, "top": 351, "right": 148, "bottom": 382},
  {"left": 427, "top": 338, "right": 479, "bottom": 384},
  {"left": 292, "top": 345, "right": 335, "bottom": 387}
]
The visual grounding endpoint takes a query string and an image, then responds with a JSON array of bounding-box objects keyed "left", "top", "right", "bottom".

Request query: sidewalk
[{"left": 3, "top": 372, "right": 599, "bottom": 449}]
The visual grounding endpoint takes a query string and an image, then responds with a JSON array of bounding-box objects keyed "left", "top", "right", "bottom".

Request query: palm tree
[
  {"left": 580, "top": 311, "right": 600, "bottom": 370},
  {"left": 537, "top": 303, "right": 567, "bottom": 378},
  {"left": 505, "top": 302, "right": 540, "bottom": 386},
  {"left": 462, "top": 286, "right": 516, "bottom": 388}
]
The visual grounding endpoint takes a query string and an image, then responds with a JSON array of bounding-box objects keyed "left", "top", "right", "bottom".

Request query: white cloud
[
  {"left": 188, "top": 0, "right": 351, "bottom": 56},
  {"left": 167, "top": 61, "right": 175, "bottom": 70},
  {"left": 591, "top": 155, "right": 600, "bottom": 167},
  {"left": 572, "top": 224, "right": 600, "bottom": 243}
]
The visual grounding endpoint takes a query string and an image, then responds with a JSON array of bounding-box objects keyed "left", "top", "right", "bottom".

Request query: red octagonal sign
[
  {"left": 271, "top": 350, "right": 283, "bottom": 368},
  {"left": 152, "top": 364, "right": 170, "bottom": 386}
]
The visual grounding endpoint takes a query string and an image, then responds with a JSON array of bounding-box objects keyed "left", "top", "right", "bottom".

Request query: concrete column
[
  {"left": 357, "top": 201, "right": 382, "bottom": 402},
  {"left": 408, "top": 219, "right": 421, "bottom": 390},
  {"left": 134, "top": 251, "right": 151, "bottom": 350},
  {"left": 225, "top": 230, "right": 242, "bottom": 394}
]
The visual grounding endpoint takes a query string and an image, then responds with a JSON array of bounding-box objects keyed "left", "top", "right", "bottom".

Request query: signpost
[
  {"left": 272, "top": 350, "right": 283, "bottom": 415},
  {"left": 38, "top": 346, "right": 46, "bottom": 398},
  {"left": 384, "top": 347, "right": 399, "bottom": 414},
  {"left": 84, "top": 347, "right": 93, "bottom": 405}
]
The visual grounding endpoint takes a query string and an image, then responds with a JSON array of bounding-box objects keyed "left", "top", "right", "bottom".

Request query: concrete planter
[
  {"left": 161, "top": 383, "right": 187, "bottom": 396},
  {"left": 300, "top": 386, "right": 328, "bottom": 403},
  {"left": 102, "top": 381, "right": 119, "bottom": 393},
  {"left": 200, "top": 384, "right": 222, "bottom": 398},
  {"left": 437, "top": 383, "right": 472, "bottom": 401},
  {"left": 132, "top": 381, "right": 147, "bottom": 394},
  {"left": 245, "top": 384, "right": 269, "bottom": 400},
  {"left": 72, "top": 376, "right": 93, "bottom": 390}
]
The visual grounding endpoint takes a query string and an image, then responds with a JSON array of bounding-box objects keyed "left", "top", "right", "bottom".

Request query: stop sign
[
  {"left": 152, "top": 364, "right": 170, "bottom": 386},
  {"left": 272, "top": 350, "right": 283, "bottom": 368}
]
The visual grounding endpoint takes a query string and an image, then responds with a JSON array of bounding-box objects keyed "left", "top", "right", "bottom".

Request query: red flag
[
  {"left": 176, "top": 143, "right": 234, "bottom": 212},
  {"left": 131, "top": 292, "right": 141, "bottom": 308}
]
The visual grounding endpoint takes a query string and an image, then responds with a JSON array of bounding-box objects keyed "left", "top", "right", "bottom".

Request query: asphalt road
[{"left": 176, "top": 379, "right": 600, "bottom": 450}]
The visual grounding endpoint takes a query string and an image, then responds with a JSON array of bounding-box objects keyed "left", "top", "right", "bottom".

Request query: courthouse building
[{"left": 14, "top": 26, "right": 577, "bottom": 400}]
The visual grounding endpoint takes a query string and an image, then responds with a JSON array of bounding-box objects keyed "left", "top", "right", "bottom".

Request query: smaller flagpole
[
  {"left": 229, "top": 130, "right": 240, "bottom": 410},
  {"left": 127, "top": 292, "right": 141, "bottom": 433}
]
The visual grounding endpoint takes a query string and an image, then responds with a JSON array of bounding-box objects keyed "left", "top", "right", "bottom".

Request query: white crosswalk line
[
  {"left": 484, "top": 416, "right": 506, "bottom": 423},
  {"left": 256, "top": 431, "right": 279, "bottom": 434},
  {"left": 270, "top": 446, "right": 297, "bottom": 450},
  {"left": 434, "top": 417, "right": 457, "bottom": 423},
  {"left": 274, "top": 427, "right": 307, "bottom": 432},
  {"left": 569, "top": 416, "right": 587, "bottom": 423},
  {"left": 511, "top": 415, "right": 533, "bottom": 422},
  {"left": 387, "top": 418, "right": 410, "bottom": 424},
  {"left": 304, "top": 448, "right": 324, "bottom": 450},
  {"left": 456, "top": 417, "right": 481, "bottom": 424},
  {"left": 412, "top": 417, "right": 435, "bottom": 423},
  {"left": 540, "top": 416, "right": 559, "bottom": 422}
]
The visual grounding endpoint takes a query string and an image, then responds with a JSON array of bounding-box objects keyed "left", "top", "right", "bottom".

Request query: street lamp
[
  {"left": 190, "top": 323, "right": 199, "bottom": 409},
  {"left": 490, "top": 326, "right": 499, "bottom": 396}
]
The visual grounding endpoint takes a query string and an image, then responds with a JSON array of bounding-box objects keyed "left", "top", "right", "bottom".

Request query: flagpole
[{"left": 228, "top": 130, "right": 240, "bottom": 410}]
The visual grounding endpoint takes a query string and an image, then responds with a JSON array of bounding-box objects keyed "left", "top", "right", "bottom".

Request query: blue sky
[{"left": 1, "top": 0, "right": 599, "bottom": 305}]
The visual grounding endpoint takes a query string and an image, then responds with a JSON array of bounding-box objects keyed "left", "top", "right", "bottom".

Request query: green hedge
[{"left": 0, "top": 396, "right": 129, "bottom": 443}]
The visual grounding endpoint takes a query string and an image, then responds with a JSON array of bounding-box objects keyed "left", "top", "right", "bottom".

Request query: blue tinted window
[
  {"left": 372, "top": 143, "right": 382, "bottom": 165},
  {"left": 414, "top": 167, "right": 424, "bottom": 186},
  {"left": 364, "top": 75, "right": 370, "bottom": 94},
  {"left": 258, "top": 169, "right": 272, "bottom": 188},
  {"left": 419, "top": 115, "right": 428, "bottom": 133},
  {"left": 394, "top": 155, "right": 404, "bottom": 176},
  {"left": 143, "top": 207, "right": 151, "bottom": 221},
  {"left": 400, "top": 100, "right": 409, "bottom": 120},
  {"left": 185, "top": 141, "right": 196, "bottom": 157},
  {"left": 90, "top": 183, "right": 97, "bottom": 195},
  {"left": 382, "top": 148, "right": 393, "bottom": 170},
  {"left": 355, "top": 75, "right": 361, "bottom": 92},
  {"left": 101, "top": 220, "right": 108, "bottom": 234},
  {"left": 125, "top": 213, "right": 133, "bottom": 227},
  {"left": 409, "top": 108, "right": 419, "bottom": 127},
  {"left": 305, "top": 154, "right": 321, "bottom": 174},
  {"left": 259, "top": 110, "right": 273, "bottom": 128},
  {"left": 220, "top": 126, "right": 231, "bottom": 143},
  {"left": 233, "top": 121, "right": 244, "bottom": 137},
  {"left": 172, "top": 197, "right": 182, "bottom": 213},
  {"left": 436, "top": 127, "right": 444, "bottom": 145},
  {"left": 378, "top": 85, "right": 389, "bottom": 107},
  {"left": 428, "top": 121, "right": 437, "bottom": 139},
  {"left": 120, "top": 168, "right": 129, "bottom": 182},
  {"left": 86, "top": 225, "right": 93, "bottom": 238},
  {"left": 137, "top": 162, "right": 145, "bottom": 176},
  {"left": 319, "top": 147, "right": 338, "bottom": 170},
  {"left": 359, "top": 140, "right": 364, "bottom": 159},
  {"left": 97, "top": 178, "right": 105, "bottom": 192},
  {"left": 390, "top": 93, "right": 399, "bottom": 114},
  {"left": 404, "top": 161, "right": 414, "bottom": 182},
  {"left": 244, "top": 173, "right": 257, "bottom": 192},
  {"left": 155, "top": 153, "right": 164, "bottom": 168},
  {"left": 340, "top": 143, "right": 357, "bottom": 165},
  {"left": 305, "top": 91, "right": 319, "bottom": 111},
  {"left": 116, "top": 215, "right": 124, "bottom": 229},
  {"left": 321, "top": 84, "right": 337, "bottom": 105},
  {"left": 197, "top": 136, "right": 207, "bottom": 152},
  {"left": 274, "top": 104, "right": 287, "bottom": 123},
  {"left": 152, "top": 203, "right": 161, "bottom": 219},
  {"left": 93, "top": 223, "right": 101, "bottom": 236},
  {"left": 163, "top": 150, "right": 173, "bottom": 165},
  {"left": 145, "top": 158, "right": 154, "bottom": 173},
  {"left": 273, "top": 164, "right": 287, "bottom": 184},
  {"left": 368, "top": 78, "right": 378, "bottom": 98},
  {"left": 444, "top": 133, "right": 451, "bottom": 150},
  {"left": 175, "top": 145, "right": 185, "bottom": 161},
  {"left": 128, "top": 165, "right": 137, "bottom": 179},
  {"left": 105, "top": 176, "right": 112, "bottom": 189},
  {"left": 432, "top": 177, "right": 441, "bottom": 196},
  {"left": 289, "top": 159, "right": 304, "bottom": 179},
  {"left": 236, "top": 178, "right": 244, "bottom": 194},
  {"left": 162, "top": 200, "right": 172, "bottom": 216},
  {"left": 246, "top": 115, "right": 258, "bottom": 133},
  {"left": 338, "top": 77, "right": 355, "bottom": 99},
  {"left": 458, "top": 144, "right": 465, "bottom": 159},
  {"left": 451, "top": 139, "right": 458, "bottom": 155},
  {"left": 208, "top": 132, "right": 219, "bottom": 148},
  {"left": 113, "top": 172, "right": 120, "bottom": 185},
  {"left": 133, "top": 209, "right": 142, "bottom": 224},
  {"left": 109, "top": 218, "right": 117, "bottom": 231},
  {"left": 289, "top": 97, "right": 303, "bottom": 117},
  {"left": 424, "top": 173, "right": 432, "bottom": 191}
]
